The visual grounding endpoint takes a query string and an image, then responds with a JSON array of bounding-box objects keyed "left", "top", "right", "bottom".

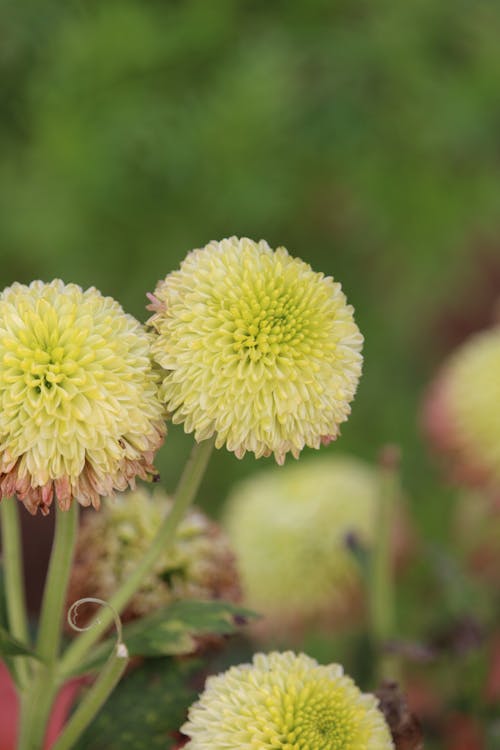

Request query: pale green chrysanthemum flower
[
  {"left": 148, "top": 237, "right": 363, "bottom": 464},
  {"left": 424, "top": 325, "right": 500, "bottom": 488},
  {"left": 181, "top": 651, "right": 393, "bottom": 750},
  {"left": 224, "top": 455, "right": 379, "bottom": 626},
  {"left": 0, "top": 280, "right": 165, "bottom": 514},
  {"left": 68, "top": 487, "right": 240, "bottom": 619}
]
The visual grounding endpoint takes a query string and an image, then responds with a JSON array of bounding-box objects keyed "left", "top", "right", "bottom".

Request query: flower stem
[
  {"left": 0, "top": 498, "right": 30, "bottom": 686},
  {"left": 51, "top": 644, "right": 129, "bottom": 750},
  {"left": 59, "top": 437, "right": 214, "bottom": 678},
  {"left": 370, "top": 446, "right": 401, "bottom": 683},
  {"left": 36, "top": 503, "right": 79, "bottom": 663},
  {"left": 17, "top": 503, "right": 79, "bottom": 750},
  {"left": 17, "top": 669, "right": 59, "bottom": 750}
]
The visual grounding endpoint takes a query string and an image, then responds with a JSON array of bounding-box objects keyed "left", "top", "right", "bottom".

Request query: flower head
[
  {"left": 423, "top": 325, "right": 500, "bottom": 489},
  {"left": 181, "top": 651, "right": 393, "bottom": 749},
  {"left": 148, "top": 237, "right": 363, "bottom": 463},
  {"left": 68, "top": 486, "right": 240, "bottom": 619},
  {"left": 224, "top": 455, "right": 379, "bottom": 629},
  {"left": 0, "top": 280, "right": 165, "bottom": 513}
]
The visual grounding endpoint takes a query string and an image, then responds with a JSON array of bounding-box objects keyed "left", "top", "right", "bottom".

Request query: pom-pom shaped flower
[
  {"left": 0, "top": 280, "right": 165, "bottom": 514},
  {"left": 68, "top": 487, "right": 240, "bottom": 620},
  {"left": 148, "top": 237, "right": 363, "bottom": 463},
  {"left": 181, "top": 651, "right": 393, "bottom": 749},
  {"left": 224, "top": 455, "right": 380, "bottom": 630},
  {"left": 423, "top": 325, "right": 500, "bottom": 488}
]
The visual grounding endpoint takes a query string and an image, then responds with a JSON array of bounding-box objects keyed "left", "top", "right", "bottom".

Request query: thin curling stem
[
  {"left": 51, "top": 599, "right": 129, "bottom": 750},
  {"left": 370, "top": 445, "right": 401, "bottom": 683},
  {"left": 0, "top": 498, "right": 30, "bottom": 686},
  {"left": 59, "top": 436, "right": 214, "bottom": 678}
]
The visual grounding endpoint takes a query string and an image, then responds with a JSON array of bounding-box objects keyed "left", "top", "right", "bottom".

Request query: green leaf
[
  {"left": 74, "top": 656, "right": 200, "bottom": 750},
  {"left": 72, "top": 600, "right": 257, "bottom": 676},
  {"left": 0, "top": 625, "right": 37, "bottom": 658}
]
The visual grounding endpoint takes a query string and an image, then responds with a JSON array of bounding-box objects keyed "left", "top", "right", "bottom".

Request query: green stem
[
  {"left": 17, "top": 503, "right": 79, "bottom": 750},
  {"left": 59, "top": 437, "right": 214, "bottom": 678},
  {"left": 17, "top": 669, "right": 59, "bottom": 750},
  {"left": 370, "top": 446, "right": 400, "bottom": 683},
  {"left": 51, "top": 645, "right": 129, "bottom": 750},
  {"left": 37, "top": 503, "right": 79, "bottom": 662},
  {"left": 0, "top": 498, "right": 30, "bottom": 686}
]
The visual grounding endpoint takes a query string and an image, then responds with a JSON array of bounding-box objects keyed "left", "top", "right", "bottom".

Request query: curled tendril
[{"left": 67, "top": 597, "right": 128, "bottom": 658}]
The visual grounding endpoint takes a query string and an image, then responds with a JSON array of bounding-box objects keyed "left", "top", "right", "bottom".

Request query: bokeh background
[{"left": 1, "top": 1, "right": 500, "bottom": 746}]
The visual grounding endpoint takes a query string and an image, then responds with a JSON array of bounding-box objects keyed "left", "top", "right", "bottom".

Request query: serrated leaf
[
  {"left": 72, "top": 600, "right": 257, "bottom": 676},
  {"left": 74, "top": 656, "right": 200, "bottom": 750}
]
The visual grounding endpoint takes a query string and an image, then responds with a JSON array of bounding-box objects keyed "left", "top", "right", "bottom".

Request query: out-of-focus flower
[
  {"left": 0, "top": 280, "right": 165, "bottom": 514},
  {"left": 181, "top": 651, "right": 393, "bottom": 749},
  {"left": 375, "top": 681, "right": 423, "bottom": 750},
  {"left": 444, "top": 713, "right": 484, "bottom": 750},
  {"left": 148, "top": 237, "right": 363, "bottom": 464},
  {"left": 423, "top": 325, "right": 500, "bottom": 489},
  {"left": 454, "top": 488, "right": 500, "bottom": 585},
  {"left": 223, "top": 455, "right": 381, "bottom": 632},
  {"left": 67, "top": 487, "right": 240, "bottom": 620}
]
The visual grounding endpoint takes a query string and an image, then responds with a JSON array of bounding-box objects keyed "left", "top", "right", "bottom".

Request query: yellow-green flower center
[
  {"left": 269, "top": 680, "right": 360, "bottom": 748},
  {"left": 0, "top": 280, "right": 164, "bottom": 511},
  {"left": 228, "top": 266, "right": 327, "bottom": 366},
  {"left": 149, "top": 238, "right": 363, "bottom": 463},
  {"left": 182, "top": 652, "right": 393, "bottom": 750}
]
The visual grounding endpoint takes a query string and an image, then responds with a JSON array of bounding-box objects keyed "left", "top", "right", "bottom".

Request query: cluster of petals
[
  {"left": 423, "top": 325, "right": 500, "bottom": 489},
  {"left": 224, "top": 455, "right": 380, "bottom": 628},
  {"left": 147, "top": 237, "right": 363, "bottom": 464},
  {"left": 0, "top": 242, "right": 363, "bottom": 511},
  {"left": 181, "top": 651, "right": 393, "bottom": 749},
  {"left": 0, "top": 280, "right": 165, "bottom": 513},
  {"left": 67, "top": 487, "right": 240, "bottom": 619}
]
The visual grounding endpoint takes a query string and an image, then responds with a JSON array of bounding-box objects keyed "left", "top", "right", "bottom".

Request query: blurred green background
[
  {"left": 2, "top": 0, "right": 500, "bottom": 516},
  {"left": 2, "top": 0, "right": 500, "bottom": 744}
]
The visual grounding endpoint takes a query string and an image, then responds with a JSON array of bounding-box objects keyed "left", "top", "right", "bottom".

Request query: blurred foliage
[
  {"left": 71, "top": 599, "right": 256, "bottom": 676},
  {"left": 1, "top": 2, "right": 499, "bottom": 746},
  {"left": 74, "top": 656, "right": 200, "bottom": 750},
  {"left": 1, "top": 0, "right": 500, "bottom": 517}
]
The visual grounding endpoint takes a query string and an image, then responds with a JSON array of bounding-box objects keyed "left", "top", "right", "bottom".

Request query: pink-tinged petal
[
  {"left": 0, "top": 280, "right": 166, "bottom": 514},
  {"left": 320, "top": 434, "right": 336, "bottom": 446}
]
